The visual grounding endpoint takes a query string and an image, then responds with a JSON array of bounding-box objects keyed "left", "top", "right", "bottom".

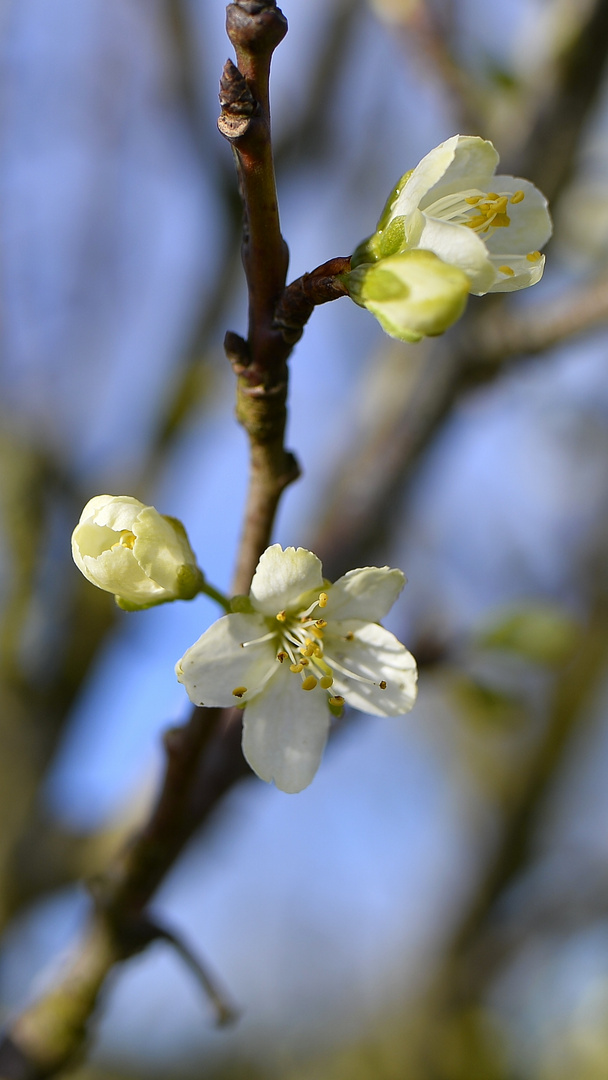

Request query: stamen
[
  {"left": 320, "top": 675, "right": 333, "bottom": 689},
  {"left": 300, "top": 657, "right": 310, "bottom": 666},
  {"left": 301, "top": 675, "right": 318, "bottom": 691},
  {"left": 492, "top": 212, "right": 511, "bottom": 228},
  {"left": 318, "top": 592, "right": 328, "bottom": 608},
  {"left": 315, "top": 619, "right": 327, "bottom": 629},
  {"left": 379, "top": 681, "right": 387, "bottom": 690},
  {"left": 277, "top": 651, "right": 287, "bottom": 663},
  {"left": 323, "top": 652, "right": 382, "bottom": 687},
  {"left": 329, "top": 695, "right": 344, "bottom": 707},
  {"left": 276, "top": 610, "right": 287, "bottom": 622},
  {"left": 290, "top": 663, "right": 304, "bottom": 673},
  {"left": 465, "top": 196, "right": 482, "bottom": 204},
  {"left": 526, "top": 250, "right": 541, "bottom": 262},
  {"left": 510, "top": 190, "right": 525, "bottom": 204},
  {"left": 119, "top": 530, "right": 136, "bottom": 549},
  {"left": 241, "top": 629, "right": 277, "bottom": 648},
  {"left": 232, "top": 686, "right": 247, "bottom": 698},
  {"left": 498, "top": 265, "right": 515, "bottom": 276}
]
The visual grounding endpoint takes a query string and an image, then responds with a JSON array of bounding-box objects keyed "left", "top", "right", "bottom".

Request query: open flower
[
  {"left": 176, "top": 544, "right": 417, "bottom": 793},
  {"left": 72, "top": 495, "right": 203, "bottom": 609},
  {"left": 353, "top": 134, "right": 552, "bottom": 295}
]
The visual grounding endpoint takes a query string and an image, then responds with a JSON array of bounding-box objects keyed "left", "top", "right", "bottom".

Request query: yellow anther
[
  {"left": 510, "top": 190, "right": 525, "bottom": 204},
  {"left": 313, "top": 644, "right": 323, "bottom": 658},
  {"left": 318, "top": 592, "right": 328, "bottom": 608},
  {"left": 301, "top": 675, "right": 318, "bottom": 691},
  {"left": 300, "top": 657, "right": 310, "bottom": 666},
  {"left": 119, "top": 530, "right": 136, "bottom": 549},
  {"left": 492, "top": 212, "right": 511, "bottom": 228},
  {"left": 276, "top": 610, "right": 287, "bottom": 622},
  {"left": 290, "top": 663, "right": 304, "bottom": 673},
  {"left": 498, "top": 265, "right": 515, "bottom": 276},
  {"left": 467, "top": 214, "right": 487, "bottom": 230},
  {"left": 232, "top": 686, "right": 247, "bottom": 698},
  {"left": 302, "top": 643, "right": 316, "bottom": 657},
  {"left": 526, "top": 250, "right": 541, "bottom": 262},
  {"left": 465, "top": 195, "right": 482, "bottom": 204},
  {"left": 320, "top": 675, "right": 333, "bottom": 689},
  {"left": 315, "top": 619, "right": 327, "bottom": 629},
  {"left": 309, "top": 625, "right": 324, "bottom": 638},
  {"left": 379, "top": 680, "right": 387, "bottom": 690},
  {"left": 277, "top": 651, "right": 288, "bottom": 663},
  {"left": 486, "top": 192, "right": 499, "bottom": 200},
  {"left": 329, "top": 695, "right": 345, "bottom": 707}
]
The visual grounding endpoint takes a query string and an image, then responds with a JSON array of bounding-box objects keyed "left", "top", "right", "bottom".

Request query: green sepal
[
  {"left": 176, "top": 564, "right": 205, "bottom": 600},
  {"left": 376, "top": 170, "right": 413, "bottom": 231},
  {"left": 114, "top": 594, "right": 164, "bottom": 612}
]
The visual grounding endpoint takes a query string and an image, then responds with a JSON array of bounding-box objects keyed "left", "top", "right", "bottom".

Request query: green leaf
[{"left": 476, "top": 604, "right": 580, "bottom": 665}]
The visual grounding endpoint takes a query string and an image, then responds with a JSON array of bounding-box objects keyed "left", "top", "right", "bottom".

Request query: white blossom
[
  {"left": 72, "top": 495, "right": 202, "bottom": 609},
  {"left": 176, "top": 544, "right": 417, "bottom": 793},
  {"left": 354, "top": 134, "right": 552, "bottom": 295}
]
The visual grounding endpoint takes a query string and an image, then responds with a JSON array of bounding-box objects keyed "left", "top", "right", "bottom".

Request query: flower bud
[
  {"left": 344, "top": 249, "right": 470, "bottom": 342},
  {"left": 71, "top": 495, "right": 203, "bottom": 609}
]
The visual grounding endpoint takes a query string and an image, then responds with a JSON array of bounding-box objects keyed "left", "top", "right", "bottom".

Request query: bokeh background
[{"left": 1, "top": 0, "right": 608, "bottom": 1077}]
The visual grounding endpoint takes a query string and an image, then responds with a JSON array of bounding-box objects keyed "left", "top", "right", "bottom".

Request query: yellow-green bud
[
  {"left": 72, "top": 495, "right": 203, "bottom": 609},
  {"left": 344, "top": 250, "right": 469, "bottom": 342}
]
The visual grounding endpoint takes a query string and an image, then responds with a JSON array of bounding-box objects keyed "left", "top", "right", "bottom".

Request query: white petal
[
  {"left": 485, "top": 176, "right": 552, "bottom": 255},
  {"left": 133, "top": 507, "right": 195, "bottom": 593},
  {"left": 242, "top": 667, "right": 331, "bottom": 793},
  {"left": 82, "top": 495, "right": 146, "bottom": 531},
  {"left": 81, "top": 546, "right": 165, "bottom": 603},
  {"left": 412, "top": 215, "right": 497, "bottom": 294},
  {"left": 72, "top": 521, "right": 119, "bottom": 565},
  {"left": 325, "top": 620, "right": 417, "bottom": 717},
  {"left": 250, "top": 544, "right": 324, "bottom": 615},
  {"left": 323, "top": 567, "right": 405, "bottom": 622},
  {"left": 393, "top": 136, "right": 498, "bottom": 221},
  {"left": 176, "top": 613, "right": 278, "bottom": 708},
  {"left": 488, "top": 254, "right": 545, "bottom": 293}
]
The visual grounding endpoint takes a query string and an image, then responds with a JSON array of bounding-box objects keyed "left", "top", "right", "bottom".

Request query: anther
[
  {"left": 379, "top": 681, "right": 387, "bottom": 690},
  {"left": 527, "top": 251, "right": 541, "bottom": 262},
  {"left": 465, "top": 196, "right": 482, "bottom": 204},
  {"left": 119, "top": 530, "right": 136, "bottom": 549},
  {"left": 320, "top": 675, "right": 333, "bottom": 689},
  {"left": 315, "top": 619, "right": 327, "bottom": 629},
  {"left": 301, "top": 675, "right": 318, "bottom": 691},
  {"left": 345, "top": 632, "right": 354, "bottom": 641},
  {"left": 290, "top": 663, "right": 304, "bottom": 673},
  {"left": 498, "top": 265, "right": 514, "bottom": 276},
  {"left": 232, "top": 686, "right": 247, "bottom": 698},
  {"left": 510, "top": 190, "right": 525, "bottom": 204},
  {"left": 329, "top": 695, "right": 345, "bottom": 707},
  {"left": 277, "top": 651, "right": 288, "bottom": 663},
  {"left": 318, "top": 592, "right": 328, "bottom": 608},
  {"left": 276, "top": 610, "right": 287, "bottom": 622}
]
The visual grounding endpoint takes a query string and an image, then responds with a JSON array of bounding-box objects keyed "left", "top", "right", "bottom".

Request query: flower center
[
  {"left": 425, "top": 187, "right": 525, "bottom": 235},
  {"left": 111, "top": 529, "right": 136, "bottom": 551},
  {"left": 275, "top": 592, "right": 388, "bottom": 708}
]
